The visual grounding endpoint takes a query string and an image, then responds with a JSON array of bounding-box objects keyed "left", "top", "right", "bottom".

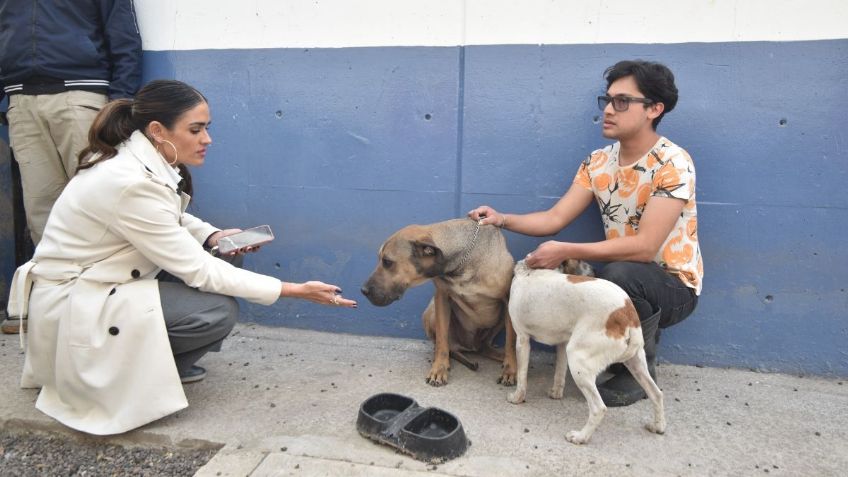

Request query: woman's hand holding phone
[{"left": 208, "top": 226, "right": 273, "bottom": 255}]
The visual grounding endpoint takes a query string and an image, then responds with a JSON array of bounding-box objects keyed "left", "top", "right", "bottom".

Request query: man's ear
[{"left": 648, "top": 102, "right": 665, "bottom": 120}]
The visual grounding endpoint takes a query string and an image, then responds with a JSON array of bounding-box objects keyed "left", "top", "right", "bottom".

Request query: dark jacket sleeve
[{"left": 99, "top": 0, "right": 143, "bottom": 99}]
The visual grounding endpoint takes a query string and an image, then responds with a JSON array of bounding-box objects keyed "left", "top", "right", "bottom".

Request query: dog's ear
[
  {"left": 562, "top": 259, "right": 595, "bottom": 276},
  {"left": 411, "top": 238, "right": 447, "bottom": 277},
  {"left": 412, "top": 239, "right": 442, "bottom": 259}
]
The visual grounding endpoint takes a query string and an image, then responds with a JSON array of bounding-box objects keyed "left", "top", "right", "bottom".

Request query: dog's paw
[
  {"left": 425, "top": 364, "right": 450, "bottom": 387},
  {"left": 507, "top": 390, "right": 525, "bottom": 404},
  {"left": 645, "top": 421, "right": 666, "bottom": 435},
  {"left": 547, "top": 387, "right": 564, "bottom": 400},
  {"left": 498, "top": 359, "right": 517, "bottom": 386},
  {"left": 497, "top": 370, "right": 517, "bottom": 387},
  {"left": 565, "top": 430, "right": 590, "bottom": 445}
]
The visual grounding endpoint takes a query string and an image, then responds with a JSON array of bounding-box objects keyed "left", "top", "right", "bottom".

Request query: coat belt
[
  {"left": 8, "top": 260, "right": 89, "bottom": 348},
  {"left": 8, "top": 261, "right": 37, "bottom": 348}
]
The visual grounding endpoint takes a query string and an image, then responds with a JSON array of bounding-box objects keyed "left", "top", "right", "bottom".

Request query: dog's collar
[{"left": 447, "top": 219, "right": 483, "bottom": 276}]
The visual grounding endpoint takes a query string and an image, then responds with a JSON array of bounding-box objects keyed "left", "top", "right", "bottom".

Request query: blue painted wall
[{"left": 3, "top": 39, "right": 846, "bottom": 377}]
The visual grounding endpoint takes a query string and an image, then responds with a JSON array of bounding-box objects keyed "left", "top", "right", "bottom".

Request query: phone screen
[{"left": 217, "top": 225, "right": 274, "bottom": 253}]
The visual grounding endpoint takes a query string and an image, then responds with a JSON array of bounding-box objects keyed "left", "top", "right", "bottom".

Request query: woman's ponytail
[{"left": 77, "top": 99, "right": 136, "bottom": 171}]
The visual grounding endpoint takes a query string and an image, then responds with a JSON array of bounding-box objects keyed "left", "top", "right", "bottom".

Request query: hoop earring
[{"left": 159, "top": 139, "right": 179, "bottom": 166}]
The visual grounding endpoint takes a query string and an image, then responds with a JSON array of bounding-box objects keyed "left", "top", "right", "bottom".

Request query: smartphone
[{"left": 216, "top": 225, "right": 275, "bottom": 254}]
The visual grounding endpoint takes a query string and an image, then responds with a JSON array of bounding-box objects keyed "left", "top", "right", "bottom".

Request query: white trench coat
[{"left": 7, "top": 131, "right": 282, "bottom": 435}]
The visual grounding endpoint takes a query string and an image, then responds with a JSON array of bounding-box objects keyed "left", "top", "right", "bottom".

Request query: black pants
[{"left": 597, "top": 261, "right": 698, "bottom": 330}]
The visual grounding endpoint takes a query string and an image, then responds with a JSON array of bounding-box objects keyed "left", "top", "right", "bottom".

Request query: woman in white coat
[{"left": 7, "top": 80, "right": 357, "bottom": 435}]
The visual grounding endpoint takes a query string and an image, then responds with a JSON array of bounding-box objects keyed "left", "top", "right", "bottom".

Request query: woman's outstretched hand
[{"left": 282, "top": 281, "right": 358, "bottom": 308}]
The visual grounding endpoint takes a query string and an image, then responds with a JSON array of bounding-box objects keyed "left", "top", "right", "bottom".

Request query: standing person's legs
[
  {"left": 7, "top": 94, "right": 63, "bottom": 245},
  {"left": 6, "top": 91, "right": 104, "bottom": 245},
  {"left": 596, "top": 261, "right": 698, "bottom": 406},
  {"left": 47, "top": 90, "right": 106, "bottom": 181}
]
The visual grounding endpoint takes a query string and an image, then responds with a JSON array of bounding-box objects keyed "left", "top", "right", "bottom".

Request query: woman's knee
[
  {"left": 196, "top": 294, "right": 239, "bottom": 339},
  {"left": 216, "top": 295, "right": 239, "bottom": 334}
]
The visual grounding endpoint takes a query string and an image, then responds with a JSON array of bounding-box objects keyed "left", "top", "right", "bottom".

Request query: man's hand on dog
[
  {"left": 467, "top": 205, "right": 506, "bottom": 227},
  {"left": 525, "top": 240, "right": 572, "bottom": 270}
]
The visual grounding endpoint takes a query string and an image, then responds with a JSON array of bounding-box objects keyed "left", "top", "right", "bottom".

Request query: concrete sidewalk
[{"left": 2, "top": 323, "right": 846, "bottom": 476}]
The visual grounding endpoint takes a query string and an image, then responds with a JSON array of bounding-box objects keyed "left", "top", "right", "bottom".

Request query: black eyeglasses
[{"left": 597, "top": 95, "right": 654, "bottom": 112}]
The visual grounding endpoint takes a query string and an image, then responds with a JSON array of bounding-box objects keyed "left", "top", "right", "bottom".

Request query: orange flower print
[
  {"left": 636, "top": 183, "right": 651, "bottom": 208},
  {"left": 662, "top": 229, "right": 694, "bottom": 266},
  {"left": 606, "top": 229, "right": 621, "bottom": 240},
  {"left": 653, "top": 163, "right": 683, "bottom": 197},
  {"left": 617, "top": 168, "right": 640, "bottom": 197},
  {"left": 686, "top": 217, "right": 697, "bottom": 239},
  {"left": 589, "top": 151, "right": 609, "bottom": 173},
  {"left": 646, "top": 149, "right": 665, "bottom": 168},
  {"left": 593, "top": 173, "right": 611, "bottom": 191},
  {"left": 575, "top": 163, "right": 592, "bottom": 189}
]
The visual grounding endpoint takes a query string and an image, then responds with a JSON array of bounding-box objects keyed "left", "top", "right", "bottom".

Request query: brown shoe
[{"left": 1, "top": 317, "right": 27, "bottom": 334}]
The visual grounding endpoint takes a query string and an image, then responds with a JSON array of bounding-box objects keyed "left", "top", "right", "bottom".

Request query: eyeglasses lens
[{"left": 598, "top": 96, "right": 631, "bottom": 112}]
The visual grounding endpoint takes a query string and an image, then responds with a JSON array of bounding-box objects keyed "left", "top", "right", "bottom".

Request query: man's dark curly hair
[{"left": 605, "top": 60, "right": 678, "bottom": 130}]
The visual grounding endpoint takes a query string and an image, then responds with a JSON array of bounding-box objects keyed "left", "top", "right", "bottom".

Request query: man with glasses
[{"left": 469, "top": 60, "right": 702, "bottom": 407}]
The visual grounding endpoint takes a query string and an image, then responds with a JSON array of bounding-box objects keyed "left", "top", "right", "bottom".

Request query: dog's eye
[{"left": 382, "top": 257, "right": 394, "bottom": 269}]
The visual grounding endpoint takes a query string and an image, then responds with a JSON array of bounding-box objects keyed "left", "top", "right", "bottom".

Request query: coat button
[
  {"left": 109, "top": 326, "right": 120, "bottom": 336},
  {"left": 109, "top": 288, "right": 116, "bottom": 295},
  {"left": 131, "top": 269, "right": 140, "bottom": 279}
]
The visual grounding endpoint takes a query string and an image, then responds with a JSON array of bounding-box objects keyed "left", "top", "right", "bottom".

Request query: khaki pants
[{"left": 7, "top": 91, "right": 107, "bottom": 244}]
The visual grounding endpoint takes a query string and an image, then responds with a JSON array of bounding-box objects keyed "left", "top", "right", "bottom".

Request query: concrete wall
[{"left": 2, "top": 1, "right": 846, "bottom": 376}]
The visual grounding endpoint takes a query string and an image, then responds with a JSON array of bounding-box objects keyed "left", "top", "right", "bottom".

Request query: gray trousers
[{"left": 157, "top": 256, "right": 240, "bottom": 375}]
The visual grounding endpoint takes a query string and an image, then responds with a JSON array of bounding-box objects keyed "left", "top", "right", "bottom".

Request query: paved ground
[{"left": 2, "top": 323, "right": 847, "bottom": 476}]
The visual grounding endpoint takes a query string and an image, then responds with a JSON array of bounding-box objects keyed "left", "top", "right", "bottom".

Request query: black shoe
[
  {"left": 179, "top": 366, "right": 207, "bottom": 384},
  {"left": 598, "top": 370, "right": 648, "bottom": 407}
]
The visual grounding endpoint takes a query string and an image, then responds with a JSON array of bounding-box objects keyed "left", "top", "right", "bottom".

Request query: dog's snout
[{"left": 360, "top": 276, "right": 401, "bottom": 307}]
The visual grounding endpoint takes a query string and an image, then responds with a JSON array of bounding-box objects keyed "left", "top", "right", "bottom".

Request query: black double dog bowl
[{"left": 356, "top": 393, "right": 469, "bottom": 463}]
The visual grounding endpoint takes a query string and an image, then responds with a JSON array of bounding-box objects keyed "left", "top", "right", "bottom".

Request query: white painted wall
[{"left": 137, "top": 0, "right": 848, "bottom": 51}]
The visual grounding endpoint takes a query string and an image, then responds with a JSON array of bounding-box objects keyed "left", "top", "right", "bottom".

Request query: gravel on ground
[{"left": 0, "top": 429, "right": 218, "bottom": 476}]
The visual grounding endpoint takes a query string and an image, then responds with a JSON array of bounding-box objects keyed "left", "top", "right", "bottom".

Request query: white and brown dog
[{"left": 507, "top": 259, "right": 665, "bottom": 444}]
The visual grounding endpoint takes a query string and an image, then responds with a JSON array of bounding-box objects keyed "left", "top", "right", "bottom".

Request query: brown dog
[{"left": 361, "top": 218, "right": 517, "bottom": 386}]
